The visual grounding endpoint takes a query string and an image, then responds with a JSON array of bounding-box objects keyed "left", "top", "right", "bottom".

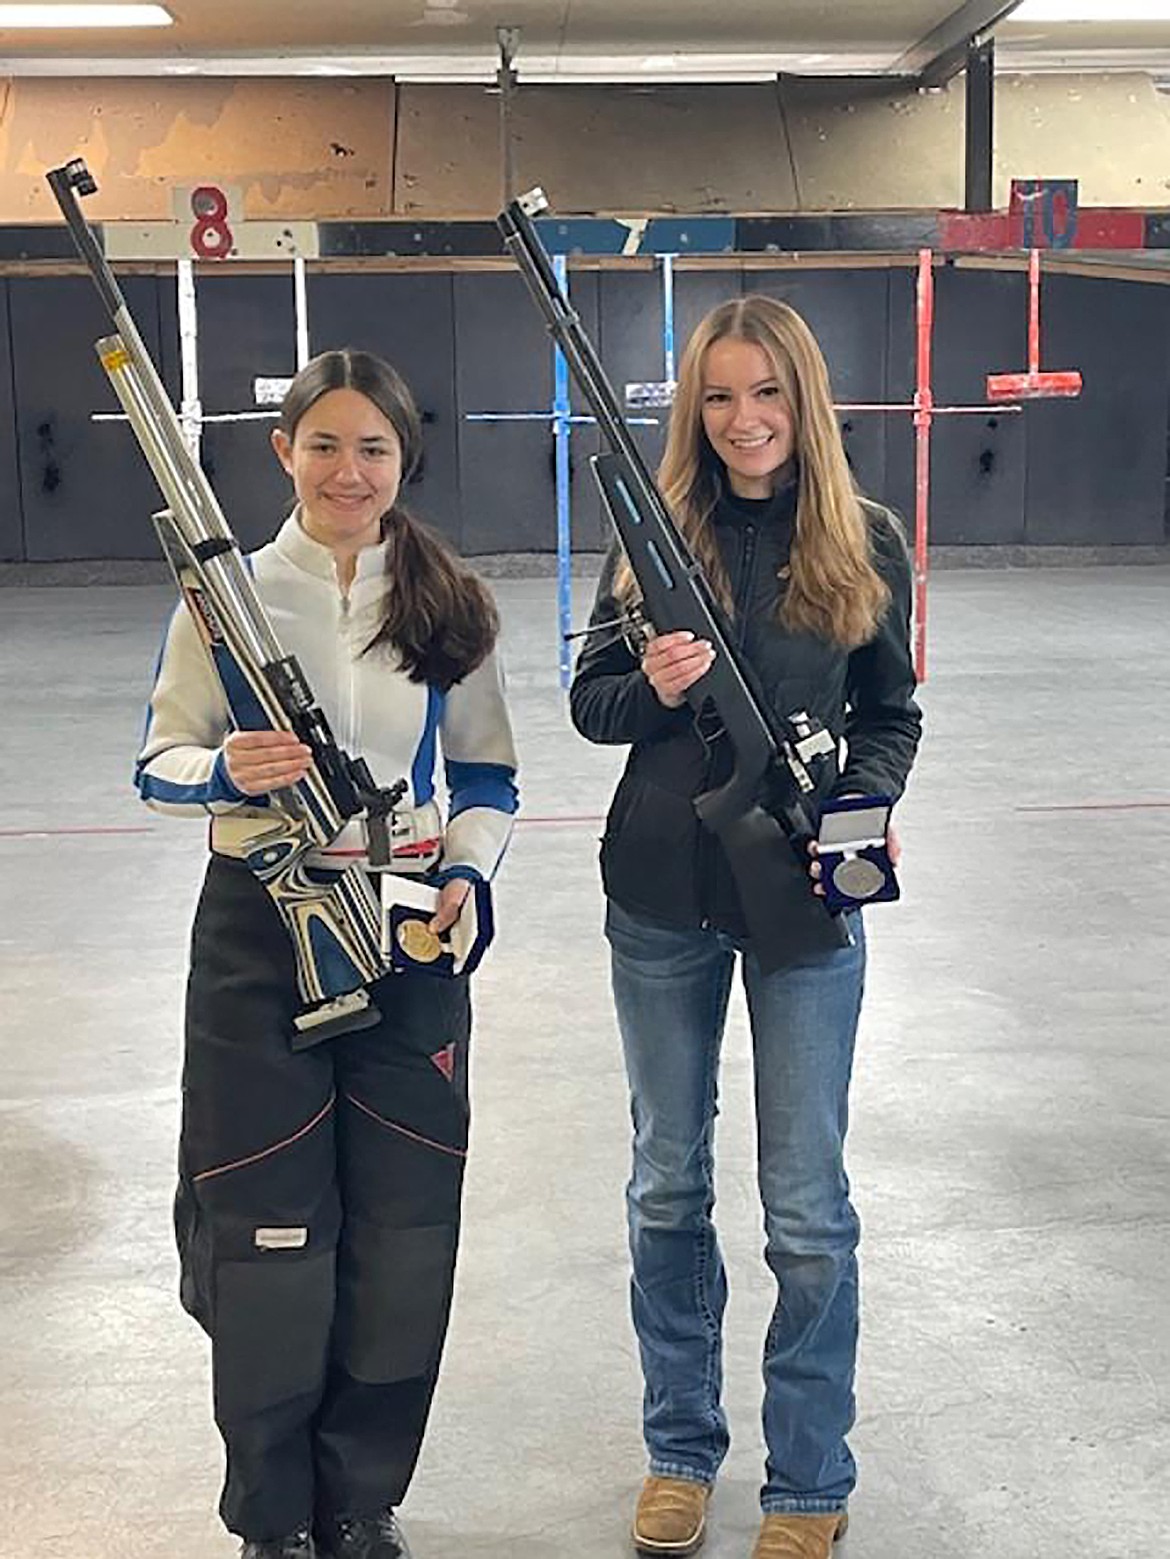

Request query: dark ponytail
[
  {"left": 280, "top": 348, "right": 498, "bottom": 690},
  {"left": 373, "top": 510, "right": 499, "bottom": 691}
]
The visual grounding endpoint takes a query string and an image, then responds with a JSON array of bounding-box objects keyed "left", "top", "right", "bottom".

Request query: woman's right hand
[
  {"left": 641, "top": 630, "right": 716, "bottom": 709},
  {"left": 224, "top": 730, "right": 313, "bottom": 796}
]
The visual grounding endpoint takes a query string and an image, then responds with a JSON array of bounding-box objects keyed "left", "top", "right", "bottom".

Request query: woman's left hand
[
  {"left": 808, "top": 823, "right": 902, "bottom": 897},
  {"left": 428, "top": 878, "right": 471, "bottom": 935}
]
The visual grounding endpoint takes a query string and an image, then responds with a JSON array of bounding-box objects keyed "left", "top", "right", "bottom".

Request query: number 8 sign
[{"left": 189, "top": 185, "right": 235, "bottom": 258}]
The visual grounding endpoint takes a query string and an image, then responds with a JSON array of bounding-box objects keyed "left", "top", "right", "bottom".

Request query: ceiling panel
[
  {"left": 557, "top": 0, "right": 950, "bottom": 50},
  {"left": 0, "top": 1, "right": 953, "bottom": 57},
  {"left": 0, "top": 1, "right": 1167, "bottom": 75},
  {"left": 1000, "top": 18, "right": 1170, "bottom": 51}
]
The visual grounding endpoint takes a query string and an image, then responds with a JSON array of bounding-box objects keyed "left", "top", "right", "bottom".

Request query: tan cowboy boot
[
  {"left": 632, "top": 1476, "right": 713, "bottom": 1556},
  {"left": 751, "top": 1511, "right": 849, "bottom": 1559}
]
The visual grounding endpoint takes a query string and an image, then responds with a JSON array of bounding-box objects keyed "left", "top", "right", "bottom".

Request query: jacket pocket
[{"left": 600, "top": 772, "right": 702, "bottom": 923}]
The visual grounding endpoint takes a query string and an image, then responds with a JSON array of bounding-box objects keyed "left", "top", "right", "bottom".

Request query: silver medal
[{"left": 832, "top": 857, "right": 887, "bottom": 901}]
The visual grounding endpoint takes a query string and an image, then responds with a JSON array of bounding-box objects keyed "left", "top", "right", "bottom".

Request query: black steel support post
[
  {"left": 497, "top": 26, "right": 521, "bottom": 207},
  {"left": 964, "top": 35, "right": 995, "bottom": 212}
]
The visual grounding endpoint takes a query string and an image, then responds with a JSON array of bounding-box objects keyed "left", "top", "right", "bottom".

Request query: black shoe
[
  {"left": 317, "top": 1507, "right": 411, "bottom": 1559},
  {"left": 240, "top": 1529, "right": 315, "bottom": 1558}
]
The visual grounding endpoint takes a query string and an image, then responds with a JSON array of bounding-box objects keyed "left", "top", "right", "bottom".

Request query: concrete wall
[{"left": 1, "top": 72, "right": 1169, "bottom": 222}]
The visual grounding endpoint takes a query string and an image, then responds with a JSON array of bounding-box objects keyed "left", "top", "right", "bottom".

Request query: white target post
[{"left": 95, "top": 182, "right": 313, "bottom": 448}]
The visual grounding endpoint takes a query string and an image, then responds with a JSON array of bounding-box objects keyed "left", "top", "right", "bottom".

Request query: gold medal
[{"left": 396, "top": 916, "right": 443, "bottom": 964}]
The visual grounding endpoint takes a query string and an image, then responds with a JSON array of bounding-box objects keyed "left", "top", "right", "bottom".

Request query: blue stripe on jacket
[
  {"left": 135, "top": 748, "right": 246, "bottom": 808},
  {"left": 411, "top": 686, "right": 444, "bottom": 804},
  {"left": 445, "top": 760, "right": 520, "bottom": 819},
  {"left": 132, "top": 614, "right": 172, "bottom": 791}
]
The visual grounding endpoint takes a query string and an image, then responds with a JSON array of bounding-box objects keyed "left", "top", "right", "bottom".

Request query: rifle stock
[
  {"left": 592, "top": 453, "right": 848, "bottom": 966},
  {"left": 51, "top": 159, "right": 399, "bottom": 1035},
  {"left": 151, "top": 514, "right": 391, "bottom": 1026}
]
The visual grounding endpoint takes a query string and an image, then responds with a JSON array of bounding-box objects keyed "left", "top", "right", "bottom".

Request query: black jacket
[{"left": 569, "top": 477, "right": 923, "bottom": 938}]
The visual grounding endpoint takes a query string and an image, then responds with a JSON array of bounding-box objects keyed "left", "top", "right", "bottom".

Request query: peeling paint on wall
[{"left": 0, "top": 78, "right": 395, "bottom": 222}]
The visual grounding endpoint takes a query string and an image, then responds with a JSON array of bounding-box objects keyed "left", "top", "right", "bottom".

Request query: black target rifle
[
  {"left": 48, "top": 157, "right": 406, "bottom": 1042},
  {"left": 499, "top": 188, "right": 851, "bottom": 969}
]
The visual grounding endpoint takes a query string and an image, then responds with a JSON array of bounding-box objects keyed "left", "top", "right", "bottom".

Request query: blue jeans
[{"left": 605, "top": 899, "right": 865, "bottom": 1515}]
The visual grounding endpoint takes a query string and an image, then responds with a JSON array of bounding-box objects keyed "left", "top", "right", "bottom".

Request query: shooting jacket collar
[{"left": 274, "top": 508, "right": 391, "bottom": 589}]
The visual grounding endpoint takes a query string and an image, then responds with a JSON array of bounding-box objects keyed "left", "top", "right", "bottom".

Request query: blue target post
[
  {"left": 552, "top": 254, "right": 573, "bottom": 686},
  {"left": 466, "top": 252, "right": 662, "bottom": 689},
  {"left": 662, "top": 253, "right": 676, "bottom": 386}
]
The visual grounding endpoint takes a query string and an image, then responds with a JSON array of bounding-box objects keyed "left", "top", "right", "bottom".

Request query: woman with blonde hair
[{"left": 571, "top": 295, "right": 921, "bottom": 1559}]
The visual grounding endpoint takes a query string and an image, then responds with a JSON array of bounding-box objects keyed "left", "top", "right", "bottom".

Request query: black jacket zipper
[{"left": 696, "top": 521, "right": 758, "bottom": 928}]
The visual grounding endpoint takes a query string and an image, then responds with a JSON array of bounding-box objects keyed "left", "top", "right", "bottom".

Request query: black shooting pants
[{"left": 175, "top": 855, "right": 471, "bottom": 1542}]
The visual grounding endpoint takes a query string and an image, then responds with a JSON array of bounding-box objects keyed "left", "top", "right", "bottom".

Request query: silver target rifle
[
  {"left": 48, "top": 157, "right": 405, "bottom": 1043},
  {"left": 499, "top": 187, "right": 851, "bottom": 969}
]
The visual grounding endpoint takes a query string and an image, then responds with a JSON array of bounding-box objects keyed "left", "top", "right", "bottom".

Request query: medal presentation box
[
  {"left": 380, "top": 876, "right": 494, "bottom": 978},
  {"left": 816, "top": 796, "right": 900, "bottom": 914}
]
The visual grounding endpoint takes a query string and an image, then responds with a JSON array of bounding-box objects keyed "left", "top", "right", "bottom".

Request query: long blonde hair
[{"left": 615, "top": 294, "right": 889, "bottom": 648}]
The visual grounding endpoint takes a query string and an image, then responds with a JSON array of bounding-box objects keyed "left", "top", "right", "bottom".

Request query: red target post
[
  {"left": 912, "top": 249, "right": 933, "bottom": 684},
  {"left": 834, "top": 251, "right": 1026, "bottom": 684},
  {"left": 836, "top": 250, "right": 941, "bottom": 682},
  {"left": 986, "top": 248, "right": 1082, "bottom": 402}
]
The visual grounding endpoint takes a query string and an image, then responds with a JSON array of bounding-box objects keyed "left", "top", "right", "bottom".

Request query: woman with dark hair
[
  {"left": 137, "top": 349, "right": 518, "bottom": 1559},
  {"left": 571, "top": 297, "right": 921, "bottom": 1559}
]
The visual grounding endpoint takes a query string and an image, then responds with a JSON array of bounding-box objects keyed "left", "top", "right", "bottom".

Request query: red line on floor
[
  {"left": 12, "top": 806, "right": 1168, "bottom": 842},
  {"left": 1016, "top": 802, "right": 1170, "bottom": 814},
  {"left": 1, "top": 816, "right": 605, "bottom": 840},
  {"left": 0, "top": 825, "right": 158, "bottom": 837},
  {"left": 516, "top": 815, "right": 603, "bottom": 826}
]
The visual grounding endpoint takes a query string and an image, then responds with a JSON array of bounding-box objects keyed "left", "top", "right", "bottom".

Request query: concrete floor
[{"left": 1, "top": 566, "right": 1168, "bottom": 1559}]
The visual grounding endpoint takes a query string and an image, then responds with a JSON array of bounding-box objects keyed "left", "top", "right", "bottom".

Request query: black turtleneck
[{"left": 715, "top": 462, "right": 798, "bottom": 536}]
